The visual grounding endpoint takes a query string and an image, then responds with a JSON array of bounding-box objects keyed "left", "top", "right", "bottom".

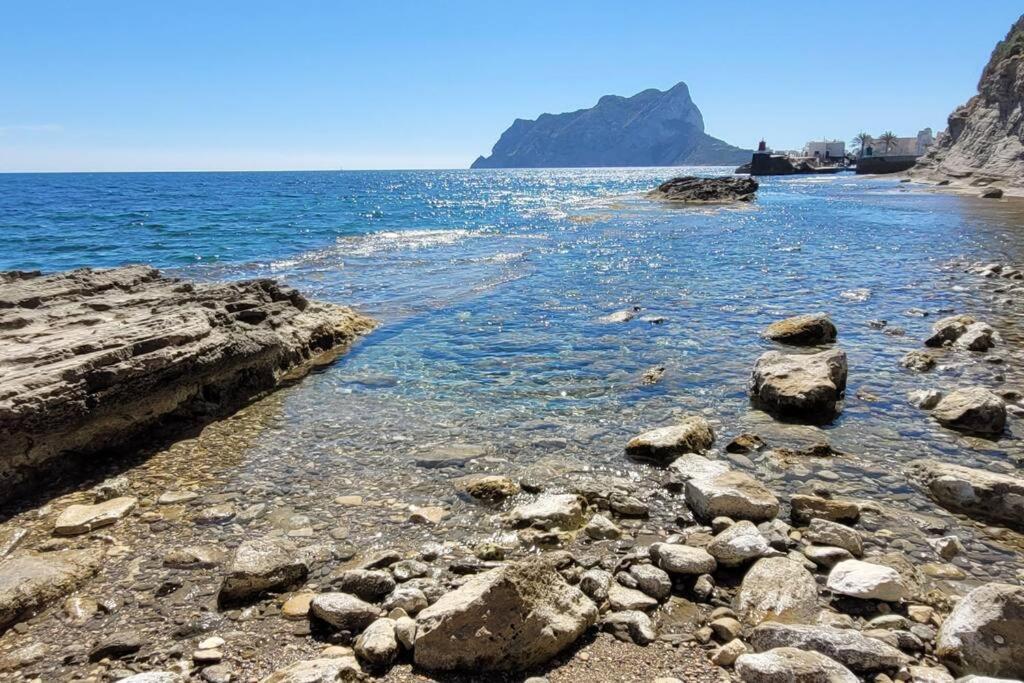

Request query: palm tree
[
  {"left": 878, "top": 131, "right": 899, "bottom": 155},
  {"left": 851, "top": 132, "right": 873, "bottom": 158}
]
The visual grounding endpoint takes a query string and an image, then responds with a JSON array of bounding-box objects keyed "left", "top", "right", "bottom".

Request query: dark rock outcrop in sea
[
  {"left": 910, "top": 15, "right": 1024, "bottom": 196},
  {"left": 471, "top": 82, "right": 751, "bottom": 168},
  {"left": 0, "top": 266, "right": 375, "bottom": 497},
  {"left": 647, "top": 175, "right": 758, "bottom": 203}
]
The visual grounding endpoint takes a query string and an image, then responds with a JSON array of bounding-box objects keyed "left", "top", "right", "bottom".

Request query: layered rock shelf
[{"left": 0, "top": 266, "right": 375, "bottom": 497}]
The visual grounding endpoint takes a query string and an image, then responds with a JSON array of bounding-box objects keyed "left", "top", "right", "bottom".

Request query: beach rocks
[
  {"left": 310, "top": 592, "right": 379, "bottom": 632},
  {"left": 826, "top": 560, "right": 909, "bottom": 601},
  {"left": 608, "top": 583, "right": 658, "bottom": 611},
  {"left": 625, "top": 416, "right": 715, "bottom": 464},
  {"left": 909, "top": 389, "right": 943, "bottom": 409},
  {"left": 355, "top": 618, "right": 399, "bottom": 667},
  {"left": 53, "top": 496, "right": 137, "bottom": 535},
  {"left": 685, "top": 471, "right": 780, "bottom": 522},
  {"left": 506, "top": 494, "right": 586, "bottom": 530},
  {"left": 790, "top": 494, "right": 860, "bottom": 524},
  {"left": 651, "top": 543, "right": 717, "bottom": 575},
  {"left": 328, "top": 569, "right": 396, "bottom": 603},
  {"left": 735, "top": 557, "right": 819, "bottom": 625},
  {"left": 453, "top": 475, "right": 519, "bottom": 501},
  {"left": 707, "top": 520, "right": 772, "bottom": 566},
  {"left": 936, "top": 583, "right": 1024, "bottom": 678},
  {"left": 647, "top": 175, "right": 759, "bottom": 203},
  {"left": 749, "top": 622, "right": 909, "bottom": 673},
  {"left": 749, "top": 349, "right": 848, "bottom": 420},
  {"left": 628, "top": 564, "right": 672, "bottom": 601},
  {"left": 735, "top": 647, "right": 858, "bottom": 683},
  {"left": 413, "top": 557, "right": 597, "bottom": 672},
  {"left": 601, "top": 610, "right": 657, "bottom": 645},
  {"left": 0, "top": 266, "right": 375, "bottom": 498},
  {"left": 908, "top": 459, "right": 1024, "bottom": 531},
  {"left": 804, "top": 519, "right": 863, "bottom": 556},
  {"left": 930, "top": 388, "right": 1006, "bottom": 435},
  {"left": 219, "top": 539, "right": 308, "bottom": 604},
  {"left": 902, "top": 350, "right": 937, "bottom": 372},
  {"left": 762, "top": 314, "right": 837, "bottom": 346},
  {"left": 583, "top": 514, "right": 621, "bottom": 540},
  {"left": 259, "top": 657, "right": 361, "bottom": 683},
  {"left": 0, "top": 548, "right": 102, "bottom": 630},
  {"left": 926, "top": 315, "right": 977, "bottom": 348}
]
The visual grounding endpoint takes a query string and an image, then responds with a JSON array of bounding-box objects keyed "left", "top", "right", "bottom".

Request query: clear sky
[{"left": 1, "top": 1, "right": 1020, "bottom": 172}]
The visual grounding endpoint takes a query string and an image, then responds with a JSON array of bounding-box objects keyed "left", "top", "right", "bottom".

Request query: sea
[{"left": 2, "top": 167, "right": 1023, "bottom": 578}]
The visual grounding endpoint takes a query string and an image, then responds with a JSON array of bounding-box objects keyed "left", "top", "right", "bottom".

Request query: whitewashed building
[{"left": 803, "top": 139, "right": 846, "bottom": 162}]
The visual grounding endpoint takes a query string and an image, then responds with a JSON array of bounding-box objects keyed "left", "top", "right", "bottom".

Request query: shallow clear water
[{"left": 3, "top": 168, "right": 1024, "bottom": 577}]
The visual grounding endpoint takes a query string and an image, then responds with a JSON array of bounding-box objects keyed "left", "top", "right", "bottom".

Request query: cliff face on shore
[
  {"left": 471, "top": 82, "right": 751, "bottom": 168},
  {"left": 0, "top": 266, "right": 375, "bottom": 496},
  {"left": 910, "top": 15, "right": 1024, "bottom": 194}
]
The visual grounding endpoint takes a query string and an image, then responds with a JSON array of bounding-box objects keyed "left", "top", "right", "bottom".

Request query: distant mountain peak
[{"left": 471, "top": 82, "right": 748, "bottom": 169}]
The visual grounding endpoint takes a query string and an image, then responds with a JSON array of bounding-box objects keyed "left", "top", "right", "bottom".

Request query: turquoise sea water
[{"left": 3, "top": 168, "right": 1024, "bottom": 576}]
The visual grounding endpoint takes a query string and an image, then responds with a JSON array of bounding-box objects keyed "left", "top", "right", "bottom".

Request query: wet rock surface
[
  {"left": 762, "top": 314, "right": 837, "bottom": 346},
  {"left": 647, "top": 176, "right": 759, "bottom": 203},
  {"left": 749, "top": 349, "right": 848, "bottom": 420},
  {"left": 0, "top": 266, "right": 376, "bottom": 497}
]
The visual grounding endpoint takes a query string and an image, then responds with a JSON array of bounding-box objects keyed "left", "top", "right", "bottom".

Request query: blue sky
[{"left": 1, "top": 1, "right": 1020, "bottom": 171}]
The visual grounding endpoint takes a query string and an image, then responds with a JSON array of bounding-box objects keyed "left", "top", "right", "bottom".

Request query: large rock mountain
[
  {"left": 471, "top": 82, "right": 751, "bottom": 168},
  {"left": 911, "top": 15, "right": 1024, "bottom": 194}
]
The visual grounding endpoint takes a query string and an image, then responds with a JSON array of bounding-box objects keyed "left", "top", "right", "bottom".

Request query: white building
[
  {"left": 862, "top": 129, "right": 934, "bottom": 157},
  {"left": 803, "top": 139, "right": 846, "bottom": 162}
]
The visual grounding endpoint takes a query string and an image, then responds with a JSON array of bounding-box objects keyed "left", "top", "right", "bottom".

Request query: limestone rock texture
[
  {"left": 0, "top": 266, "right": 375, "bottom": 496},
  {"left": 910, "top": 16, "right": 1024, "bottom": 196},
  {"left": 413, "top": 557, "right": 597, "bottom": 672},
  {"left": 471, "top": 82, "right": 751, "bottom": 168},
  {"left": 907, "top": 459, "right": 1024, "bottom": 531},
  {"left": 936, "top": 583, "right": 1024, "bottom": 678},
  {"left": 0, "top": 548, "right": 103, "bottom": 631},
  {"left": 646, "top": 176, "right": 759, "bottom": 203},
  {"left": 749, "top": 349, "right": 848, "bottom": 421}
]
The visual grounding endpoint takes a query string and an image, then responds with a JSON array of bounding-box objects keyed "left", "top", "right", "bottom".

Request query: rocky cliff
[
  {"left": 0, "top": 266, "right": 376, "bottom": 497},
  {"left": 471, "top": 82, "right": 751, "bottom": 168},
  {"left": 910, "top": 15, "right": 1024, "bottom": 195}
]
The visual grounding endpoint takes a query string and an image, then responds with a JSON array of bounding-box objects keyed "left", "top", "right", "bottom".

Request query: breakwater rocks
[
  {"left": 0, "top": 266, "right": 376, "bottom": 496},
  {"left": 647, "top": 176, "right": 759, "bottom": 203}
]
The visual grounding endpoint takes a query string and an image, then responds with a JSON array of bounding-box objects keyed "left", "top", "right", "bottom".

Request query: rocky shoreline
[
  {"left": 0, "top": 266, "right": 376, "bottom": 500},
  {"left": 0, "top": 263, "right": 1021, "bottom": 682}
]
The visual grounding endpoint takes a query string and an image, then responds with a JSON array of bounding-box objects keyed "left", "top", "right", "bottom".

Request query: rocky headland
[
  {"left": 0, "top": 266, "right": 376, "bottom": 498},
  {"left": 471, "top": 83, "right": 751, "bottom": 169},
  {"left": 910, "top": 14, "right": 1024, "bottom": 197}
]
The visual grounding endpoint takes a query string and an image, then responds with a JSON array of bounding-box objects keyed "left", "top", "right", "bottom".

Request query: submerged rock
[
  {"left": 625, "top": 416, "right": 715, "bottom": 464},
  {"left": 413, "top": 557, "right": 597, "bottom": 672},
  {"left": 936, "top": 583, "right": 1024, "bottom": 678},
  {"left": 930, "top": 388, "right": 1006, "bottom": 435},
  {"left": 908, "top": 459, "right": 1024, "bottom": 531},
  {"left": 0, "top": 266, "right": 375, "bottom": 498},
  {"left": 762, "top": 314, "right": 837, "bottom": 346},
  {"left": 506, "top": 494, "right": 586, "bottom": 531},
  {"left": 0, "top": 548, "right": 102, "bottom": 631},
  {"left": 926, "top": 315, "right": 977, "bottom": 347},
  {"left": 735, "top": 647, "right": 857, "bottom": 683},
  {"left": 749, "top": 349, "right": 848, "bottom": 420},
  {"left": 790, "top": 494, "right": 860, "bottom": 524},
  {"left": 647, "top": 175, "right": 759, "bottom": 203},
  {"left": 53, "top": 496, "right": 137, "bottom": 536}
]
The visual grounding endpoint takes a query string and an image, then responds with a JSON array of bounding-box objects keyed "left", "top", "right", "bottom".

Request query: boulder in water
[{"left": 647, "top": 176, "right": 759, "bottom": 203}]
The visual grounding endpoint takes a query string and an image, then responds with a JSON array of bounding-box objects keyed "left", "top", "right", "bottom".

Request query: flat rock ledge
[
  {"left": 907, "top": 459, "right": 1024, "bottom": 531},
  {"left": 647, "top": 176, "right": 759, "bottom": 203},
  {"left": 0, "top": 266, "right": 376, "bottom": 496}
]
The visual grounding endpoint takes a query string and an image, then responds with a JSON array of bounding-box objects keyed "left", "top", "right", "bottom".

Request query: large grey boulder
[
  {"left": 750, "top": 622, "right": 909, "bottom": 673},
  {"left": 804, "top": 519, "right": 863, "bottom": 556},
  {"left": 907, "top": 459, "right": 1024, "bottom": 531},
  {"left": 826, "top": 560, "right": 909, "bottom": 602},
  {"left": 259, "top": 656, "right": 361, "bottom": 682},
  {"left": 0, "top": 267, "right": 375, "bottom": 500},
  {"left": 219, "top": 539, "right": 308, "bottom": 604},
  {"left": 735, "top": 557, "right": 819, "bottom": 625},
  {"left": 736, "top": 647, "right": 857, "bottom": 683},
  {"left": 506, "top": 494, "right": 586, "bottom": 531},
  {"left": 650, "top": 543, "right": 717, "bottom": 575},
  {"left": 685, "top": 471, "right": 780, "bottom": 522},
  {"left": 355, "top": 617, "right": 399, "bottom": 667},
  {"left": 926, "top": 315, "right": 977, "bottom": 347},
  {"left": 413, "top": 557, "right": 597, "bottom": 671},
  {"left": 762, "top": 314, "right": 837, "bottom": 346},
  {"left": 625, "top": 416, "right": 715, "bottom": 464},
  {"left": 0, "top": 548, "right": 102, "bottom": 631},
  {"left": 707, "top": 520, "right": 772, "bottom": 566},
  {"left": 310, "top": 592, "right": 379, "bottom": 632},
  {"left": 749, "top": 349, "right": 848, "bottom": 420},
  {"left": 931, "top": 388, "right": 1006, "bottom": 436},
  {"left": 936, "top": 583, "right": 1024, "bottom": 678}
]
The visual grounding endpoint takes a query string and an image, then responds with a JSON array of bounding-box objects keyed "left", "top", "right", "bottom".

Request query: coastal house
[
  {"left": 803, "top": 139, "right": 846, "bottom": 163},
  {"left": 856, "top": 128, "right": 935, "bottom": 174}
]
